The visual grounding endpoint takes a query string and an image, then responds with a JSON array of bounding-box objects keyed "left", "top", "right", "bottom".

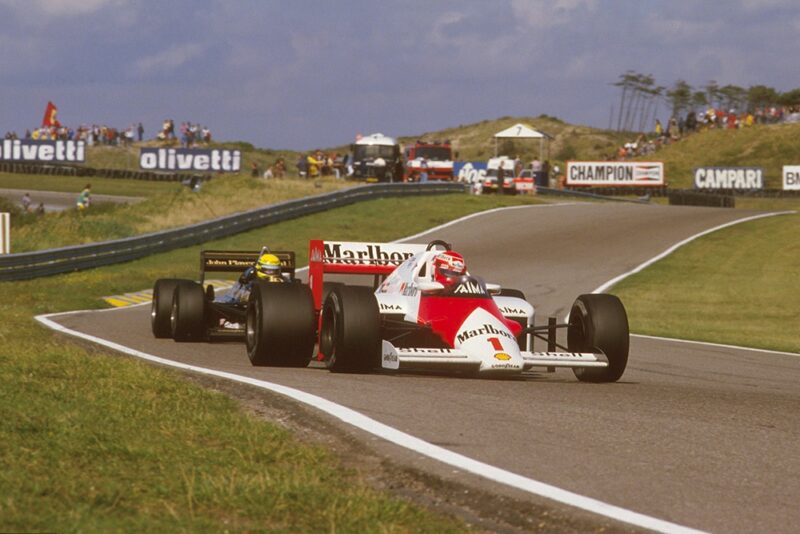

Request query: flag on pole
[{"left": 42, "top": 101, "right": 61, "bottom": 128}]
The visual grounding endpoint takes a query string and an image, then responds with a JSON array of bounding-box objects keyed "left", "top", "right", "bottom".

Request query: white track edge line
[
  {"left": 631, "top": 333, "right": 800, "bottom": 357},
  {"left": 591, "top": 210, "right": 796, "bottom": 294},
  {"left": 34, "top": 312, "right": 704, "bottom": 534}
]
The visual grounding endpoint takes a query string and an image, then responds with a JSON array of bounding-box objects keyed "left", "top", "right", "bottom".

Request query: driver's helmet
[
  {"left": 432, "top": 251, "right": 466, "bottom": 286},
  {"left": 255, "top": 253, "right": 282, "bottom": 280}
]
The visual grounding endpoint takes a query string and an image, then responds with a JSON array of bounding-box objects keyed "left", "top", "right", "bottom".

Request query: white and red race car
[{"left": 244, "top": 239, "right": 629, "bottom": 382}]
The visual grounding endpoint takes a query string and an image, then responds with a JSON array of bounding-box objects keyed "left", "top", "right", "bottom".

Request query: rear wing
[
  {"left": 200, "top": 250, "right": 297, "bottom": 283},
  {"left": 308, "top": 240, "right": 428, "bottom": 309}
]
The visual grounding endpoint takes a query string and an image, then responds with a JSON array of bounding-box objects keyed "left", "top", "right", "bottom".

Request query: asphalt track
[
  {"left": 0, "top": 187, "right": 143, "bottom": 212},
  {"left": 46, "top": 202, "right": 800, "bottom": 533}
]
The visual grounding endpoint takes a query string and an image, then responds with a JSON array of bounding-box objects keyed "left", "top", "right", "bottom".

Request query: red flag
[{"left": 42, "top": 101, "right": 61, "bottom": 128}]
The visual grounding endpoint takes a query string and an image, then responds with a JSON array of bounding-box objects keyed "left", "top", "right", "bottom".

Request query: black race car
[{"left": 150, "top": 249, "right": 315, "bottom": 357}]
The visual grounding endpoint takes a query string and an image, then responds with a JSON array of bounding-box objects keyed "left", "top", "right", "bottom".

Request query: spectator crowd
[{"left": 613, "top": 104, "right": 800, "bottom": 161}]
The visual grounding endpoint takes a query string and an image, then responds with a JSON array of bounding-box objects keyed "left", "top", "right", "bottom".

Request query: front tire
[
  {"left": 170, "top": 281, "right": 206, "bottom": 341},
  {"left": 245, "top": 281, "right": 316, "bottom": 367},
  {"left": 568, "top": 294, "right": 629, "bottom": 382},
  {"left": 320, "top": 285, "right": 380, "bottom": 373}
]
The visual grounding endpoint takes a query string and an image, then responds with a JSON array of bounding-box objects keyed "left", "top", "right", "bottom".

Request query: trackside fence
[{"left": 0, "top": 182, "right": 466, "bottom": 281}]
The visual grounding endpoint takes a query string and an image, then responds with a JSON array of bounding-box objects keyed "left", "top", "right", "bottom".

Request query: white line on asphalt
[
  {"left": 34, "top": 310, "right": 705, "bottom": 534},
  {"left": 591, "top": 210, "right": 797, "bottom": 294},
  {"left": 632, "top": 333, "right": 800, "bottom": 357}
]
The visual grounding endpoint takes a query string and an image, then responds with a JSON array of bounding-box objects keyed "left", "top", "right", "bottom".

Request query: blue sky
[{"left": 1, "top": 0, "right": 798, "bottom": 149}]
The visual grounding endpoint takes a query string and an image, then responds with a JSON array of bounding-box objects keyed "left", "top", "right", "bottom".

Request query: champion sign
[
  {"left": 782, "top": 166, "right": 800, "bottom": 191},
  {"left": 693, "top": 167, "right": 763, "bottom": 189},
  {"left": 139, "top": 147, "right": 241, "bottom": 172},
  {"left": 0, "top": 139, "right": 85, "bottom": 163},
  {"left": 566, "top": 161, "right": 664, "bottom": 186}
]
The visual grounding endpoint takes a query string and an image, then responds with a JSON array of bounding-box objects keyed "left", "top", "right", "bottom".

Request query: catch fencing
[{"left": 0, "top": 182, "right": 465, "bottom": 281}]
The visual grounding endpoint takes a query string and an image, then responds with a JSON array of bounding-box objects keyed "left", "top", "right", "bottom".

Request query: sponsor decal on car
[
  {"left": 499, "top": 306, "right": 527, "bottom": 316},
  {"left": 456, "top": 323, "right": 516, "bottom": 344},
  {"left": 454, "top": 281, "right": 484, "bottom": 295},
  {"left": 491, "top": 362, "right": 519, "bottom": 370},
  {"left": 494, "top": 352, "right": 511, "bottom": 361},
  {"left": 322, "top": 242, "right": 423, "bottom": 266},
  {"left": 379, "top": 302, "right": 402, "bottom": 311}
]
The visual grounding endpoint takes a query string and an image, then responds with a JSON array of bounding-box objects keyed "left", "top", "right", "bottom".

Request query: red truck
[{"left": 403, "top": 140, "right": 454, "bottom": 181}]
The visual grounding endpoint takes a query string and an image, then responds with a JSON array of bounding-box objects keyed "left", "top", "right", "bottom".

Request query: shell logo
[{"left": 494, "top": 353, "right": 511, "bottom": 361}]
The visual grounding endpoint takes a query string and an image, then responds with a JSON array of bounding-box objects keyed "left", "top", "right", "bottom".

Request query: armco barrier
[
  {"left": 668, "top": 190, "right": 735, "bottom": 208},
  {"left": 0, "top": 182, "right": 465, "bottom": 281}
]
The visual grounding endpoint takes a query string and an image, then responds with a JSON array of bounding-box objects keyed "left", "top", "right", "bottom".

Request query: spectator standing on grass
[
  {"left": 137, "top": 122, "right": 144, "bottom": 142},
  {"left": 307, "top": 152, "right": 322, "bottom": 178},
  {"left": 76, "top": 184, "right": 91, "bottom": 211},
  {"left": 36, "top": 202, "right": 45, "bottom": 215},
  {"left": 21, "top": 193, "right": 32, "bottom": 212},
  {"left": 250, "top": 161, "right": 260, "bottom": 178},
  {"left": 296, "top": 154, "right": 308, "bottom": 178}
]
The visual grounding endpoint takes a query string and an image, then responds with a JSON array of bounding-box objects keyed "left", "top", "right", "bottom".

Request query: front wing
[{"left": 381, "top": 342, "right": 608, "bottom": 372}]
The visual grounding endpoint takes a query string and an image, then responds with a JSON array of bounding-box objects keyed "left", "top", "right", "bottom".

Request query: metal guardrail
[{"left": 0, "top": 182, "right": 466, "bottom": 281}]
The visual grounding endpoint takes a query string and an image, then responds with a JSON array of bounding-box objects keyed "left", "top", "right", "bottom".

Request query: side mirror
[
  {"left": 416, "top": 280, "right": 445, "bottom": 292},
  {"left": 485, "top": 282, "right": 502, "bottom": 295}
]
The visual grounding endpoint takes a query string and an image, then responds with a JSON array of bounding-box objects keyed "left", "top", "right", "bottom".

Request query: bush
[{"left": 556, "top": 143, "right": 578, "bottom": 161}]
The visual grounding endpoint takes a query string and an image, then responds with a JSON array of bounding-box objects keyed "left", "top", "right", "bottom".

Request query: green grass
[
  {"left": 0, "top": 172, "right": 175, "bottom": 197},
  {"left": 612, "top": 211, "right": 800, "bottom": 353},
  {"left": 6, "top": 175, "right": 349, "bottom": 252},
  {"left": 635, "top": 122, "right": 800, "bottom": 189},
  {"left": 0, "top": 193, "right": 543, "bottom": 532}
]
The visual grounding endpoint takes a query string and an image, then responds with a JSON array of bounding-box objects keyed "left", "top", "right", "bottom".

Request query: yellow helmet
[{"left": 255, "top": 253, "right": 282, "bottom": 279}]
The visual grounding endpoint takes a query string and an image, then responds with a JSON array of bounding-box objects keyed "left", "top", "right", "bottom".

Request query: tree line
[{"left": 611, "top": 70, "right": 800, "bottom": 132}]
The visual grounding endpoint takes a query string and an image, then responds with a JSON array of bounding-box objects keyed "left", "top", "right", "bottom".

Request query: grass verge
[
  {"left": 0, "top": 193, "right": 542, "bottom": 532},
  {"left": 612, "top": 211, "right": 800, "bottom": 353},
  {"left": 5, "top": 175, "right": 349, "bottom": 252}
]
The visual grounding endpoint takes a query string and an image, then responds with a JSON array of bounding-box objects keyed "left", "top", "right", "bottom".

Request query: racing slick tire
[
  {"left": 170, "top": 281, "right": 207, "bottom": 342},
  {"left": 151, "top": 278, "right": 186, "bottom": 338},
  {"left": 567, "top": 294, "right": 629, "bottom": 383},
  {"left": 245, "top": 281, "right": 316, "bottom": 367},
  {"left": 320, "top": 285, "right": 380, "bottom": 373}
]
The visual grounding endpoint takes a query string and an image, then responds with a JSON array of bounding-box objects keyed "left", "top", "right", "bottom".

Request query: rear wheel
[
  {"left": 568, "top": 294, "right": 629, "bottom": 382},
  {"left": 170, "top": 281, "right": 207, "bottom": 341},
  {"left": 320, "top": 285, "right": 380, "bottom": 373},
  {"left": 151, "top": 278, "right": 185, "bottom": 338},
  {"left": 245, "top": 282, "right": 316, "bottom": 367}
]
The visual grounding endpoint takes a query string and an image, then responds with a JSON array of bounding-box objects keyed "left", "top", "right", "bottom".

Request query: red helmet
[{"left": 433, "top": 251, "right": 466, "bottom": 285}]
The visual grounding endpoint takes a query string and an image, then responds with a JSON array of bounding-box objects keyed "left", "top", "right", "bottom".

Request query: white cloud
[
  {"left": 0, "top": 0, "right": 126, "bottom": 17},
  {"left": 511, "top": 0, "right": 598, "bottom": 28},
  {"left": 133, "top": 43, "right": 206, "bottom": 75}
]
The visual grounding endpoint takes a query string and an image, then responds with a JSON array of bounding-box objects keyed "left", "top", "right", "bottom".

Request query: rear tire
[
  {"left": 151, "top": 278, "right": 185, "bottom": 338},
  {"left": 245, "top": 282, "right": 316, "bottom": 367},
  {"left": 170, "top": 281, "right": 206, "bottom": 342},
  {"left": 568, "top": 294, "right": 629, "bottom": 382},
  {"left": 320, "top": 285, "right": 380, "bottom": 373}
]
